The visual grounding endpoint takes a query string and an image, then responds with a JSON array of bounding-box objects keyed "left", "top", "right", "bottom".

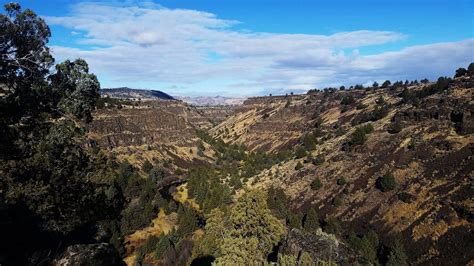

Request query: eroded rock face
[
  {"left": 54, "top": 243, "right": 124, "bottom": 266},
  {"left": 279, "top": 229, "right": 357, "bottom": 264}
]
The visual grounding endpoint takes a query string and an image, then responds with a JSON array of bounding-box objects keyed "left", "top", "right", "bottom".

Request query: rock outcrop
[
  {"left": 54, "top": 243, "right": 124, "bottom": 266},
  {"left": 279, "top": 229, "right": 358, "bottom": 264}
]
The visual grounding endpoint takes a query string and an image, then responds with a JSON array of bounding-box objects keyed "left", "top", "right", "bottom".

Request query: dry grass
[{"left": 123, "top": 209, "right": 177, "bottom": 266}]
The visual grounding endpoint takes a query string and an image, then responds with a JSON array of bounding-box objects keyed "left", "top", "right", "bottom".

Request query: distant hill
[
  {"left": 101, "top": 87, "right": 174, "bottom": 100},
  {"left": 176, "top": 95, "right": 246, "bottom": 106}
]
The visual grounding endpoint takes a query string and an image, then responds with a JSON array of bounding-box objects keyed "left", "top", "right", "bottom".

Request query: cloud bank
[{"left": 46, "top": 2, "right": 474, "bottom": 96}]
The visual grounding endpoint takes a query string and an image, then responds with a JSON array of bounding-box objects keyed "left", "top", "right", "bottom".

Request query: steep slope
[
  {"left": 87, "top": 99, "right": 218, "bottom": 171},
  {"left": 210, "top": 77, "right": 474, "bottom": 265}
]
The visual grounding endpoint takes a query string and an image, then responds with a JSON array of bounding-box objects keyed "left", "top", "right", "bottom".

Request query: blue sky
[{"left": 12, "top": 0, "right": 474, "bottom": 96}]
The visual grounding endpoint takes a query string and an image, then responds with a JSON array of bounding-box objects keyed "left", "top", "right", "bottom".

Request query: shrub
[
  {"left": 295, "top": 161, "right": 304, "bottom": 170},
  {"left": 230, "top": 175, "right": 242, "bottom": 189},
  {"left": 350, "top": 124, "right": 374, "bottom": 146},
  {"left": 387, "top": 237, "right": 408, "bottom": 266},
  {"left": 323, "top": 217, "right": 342, "bottom": 235},
  {"left": 294, "top": 147, "right": 307, "bottom": 159},
  {"left": 267, "top": 186, "right": 289, "bottom": 219},
  {"left": 287, "top": 212, "right": 303, "bottom": 229},
  {"left": 347, "top": 230, "right": 380, "bottom": 264},
  {"left": 337, "top": 178, "right": 346, "bottom": 186},
  {"left": 377, "top": 172, "right": 396, "bottom": 192},
  {"left": 312, "top": 154, "right": 325, "bottom": 165},
  {"left": 142, "top": 160, "right": 153, "bottom": 173},
  {"left": 149, "top": 165, "right": 165, "bottom": 181},
  {"left": 340, "top": 94, "right": 355, "bottom": 105},
  {"left": 310, "top": 178, "right": 322, "bottom": 190},
  {"left": 332, "top": 195, "right": 343, "bottom": 207},
  {"left": 302, "top": 133, "right": 317, "bottom": 151},
  {"left": 455, "top": 67, "right": 467, "bottom": 78},
  {"left": 381, "top": 80, "right": 391, "bottom": 88},
  {"left": 356, "top": 103, "right": 368, "bottom": 110},
  {"left": 388, "top": 120, "right": 403, "bottom": 134}
]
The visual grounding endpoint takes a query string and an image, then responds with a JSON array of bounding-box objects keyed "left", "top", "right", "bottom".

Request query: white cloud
[{"left": 46, "top": 2, "right": 474, "bottom": 96}]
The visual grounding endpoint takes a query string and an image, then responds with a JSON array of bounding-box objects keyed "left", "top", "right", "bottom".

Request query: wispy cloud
[{"left": 46, "top": 2, "right": 474, "bottom": 96}]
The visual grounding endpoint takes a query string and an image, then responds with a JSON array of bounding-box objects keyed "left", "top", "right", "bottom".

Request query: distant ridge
[
  {"left": 176, "top": 95, "right": 246, "bottom": 106},
  {"left": 101, "top": 87, "right": 174, "bottom": 100}
]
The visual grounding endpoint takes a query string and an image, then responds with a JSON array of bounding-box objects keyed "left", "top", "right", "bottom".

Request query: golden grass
[{"left": 123, "top": 209, "right": 177, "bottom": 266}]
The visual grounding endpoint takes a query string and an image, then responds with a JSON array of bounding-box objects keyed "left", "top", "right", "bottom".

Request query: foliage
[
  {"left": 211, "top": 189, "right": 286, "bottom": 264},
  {"left": 287, "top": 212, "right": 303, "bottom": 229},
  {"left": 302, "top": 133, "right": 317, "bottom": 151},
  {"left": 337, "top": 178, "right": 346, "bottom": 186},
  {"left": 176, "top": 205, "right": 199, "bottom": 239},
  {"left": 377, "top": 172, "right": 396, "bottom": 192},
  {"left": 186, "top": 166, "right": 232, "bottom": 213},
  {"left": 142, "top": 159, "right": 153, "bottom": 173},
  {"left": 387, "top": 237, "right": 409, "bottom": 266},
  {"left": 192, "top": 208, "right": 226, "bottom": 258},
  {"left": 381, "top": 80, "right": 391, "bottom": 88},
  {"left": 295, "top": 161, "right": 304, "bottom": 170},
  {"left": 303, "top": 207, "right": 319, "bottom": 233},
  {"left": 295, "top": 146, "right": 307, "bottom": 159},
  {"left": 347, "top": 230, "right": 379, "bottom": 264},
  {"left": 350, "top": 124, "right": 374, "bottom": 146},
  {"left": 312, "top": 154, "right": 325, "bottom": 165},
  {"left": 0, "top": 4, "right": 122, "bottom": 263},
  {"left": 454, "top": 67, "right": 467, "bottom": 78},
  {"left": 149, "top": 164, "right": 165, "bottom": 181},
  {"left": 50, "top": 59, "right": 100, "bottom": 122},
  {"left": 323, "top": 217, "right": 342, "bottom": 235},
  {"left": 332, "top": 195, "right": 343, "bottom": 207},
  {"left": 267, "top": 186, "right": 289, "bottom": 219},
  {"left": 388, "top": 120, "right": 403, "bottom": 134},
  {"left": 311, "top": 178, "right": 323, "bottom": 190},
  {"left": 340, "top": 94, "right": 355, "bottom": 105}
]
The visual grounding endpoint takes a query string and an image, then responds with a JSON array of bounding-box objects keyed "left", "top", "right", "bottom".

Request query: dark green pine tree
[{"left": 303, "top": 207, "right": 319, "bottom": 233}]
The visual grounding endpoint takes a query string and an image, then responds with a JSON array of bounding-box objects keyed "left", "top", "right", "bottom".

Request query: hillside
[
  {"left": 101, "top": 87, "right": 175, "bottom": 101},
  {"left": 176, "top": 95, "right": 246, "bottom": 106},
  {"left": 209, "top": 76, "right": 474, "bottom": 264},
  {"left": 85, "top": 72, "right": 474, "bottom": 265}
]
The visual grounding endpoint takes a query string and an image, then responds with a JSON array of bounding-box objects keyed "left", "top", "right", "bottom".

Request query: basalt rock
[
  {"left": 279, "top": 228, "right": 358, "bottom": 264},
  {"left": 54, "top": 243, "right": 125, "bottom": 266}
]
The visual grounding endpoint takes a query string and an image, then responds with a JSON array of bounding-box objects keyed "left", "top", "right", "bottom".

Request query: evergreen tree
[
  {"left": 303, "top": 207, "right": 319, "bottom": 233},
  {"left": 142, "top": 159, "right": 153, "bottom": 173},
  {"left": 387, "top": 238, "right": 409, "bottom": 266}
]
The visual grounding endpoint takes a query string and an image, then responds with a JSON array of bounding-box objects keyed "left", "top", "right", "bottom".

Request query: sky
[{"left": 11, "top": 0, "right": 474, "bottom": 97}]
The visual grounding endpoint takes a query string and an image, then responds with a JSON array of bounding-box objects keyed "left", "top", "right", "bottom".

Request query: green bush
[
  {"left": 294, "top": 146, "right": 307, "bottom": 159},
  {"left": 388, "top": 120, "right": 403, "bottom": 134},
  {"left": 332, "top": 195, "right": 343, "bottom": 207},
  {"left": 295, "top": 161, "right": 304, "bottom": 170},
  {"left": 312, "top": 154, "right": 325, "bottom": 165},
  {"left": 347, "top": 230, "right": 380, "bottom": 264},
  {"left": 267, "top": 186, "right": 289, "bottom": 219},
  {"left": 287, "top": 212, "right": 303, "bottom": 229},
  {"left": 340, "top": 94, "right": 355, "bottom": 105},
  {"left": 323, "top": 217, "right": 342, "bottom": 235},
  {"left": 142, "top": 160, "right": 153, "bottom": 173},
  {"left": 337, "top": 178, "right": 346, "bottom": 186},
  {"left": 377, "top": 172, "right": 396, "bottom": 192},
  {"left": 350, "top": 124, "right": 374, "bottom": 146},
  {"left": 310, "top": 178, "right": 322, "bottom": 190}
]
